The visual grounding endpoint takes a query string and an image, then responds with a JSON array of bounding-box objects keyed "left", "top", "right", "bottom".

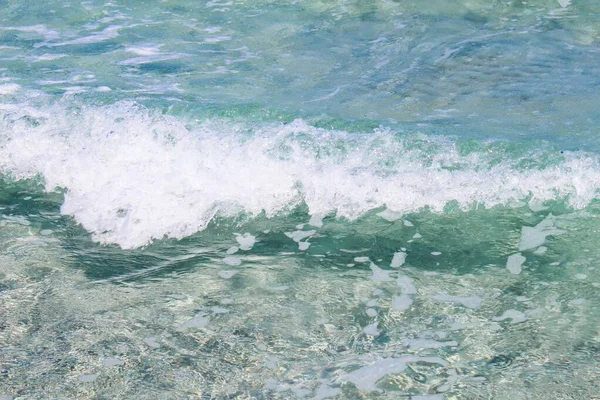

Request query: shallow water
[{"left": 1, "top": 1, "right": 600, "bottom": 399}]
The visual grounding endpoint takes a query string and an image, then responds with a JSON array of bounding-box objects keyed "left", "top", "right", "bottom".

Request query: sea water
[{"left": 0, "top": 1, "right": 599, "bottom": 399}]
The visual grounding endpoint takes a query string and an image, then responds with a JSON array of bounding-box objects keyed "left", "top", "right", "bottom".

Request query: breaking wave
[{"left": 1, "top": 101, "right": 599, "bottom": 248}]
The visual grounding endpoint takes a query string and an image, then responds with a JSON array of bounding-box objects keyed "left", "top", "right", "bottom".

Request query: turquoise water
[{"left": 1, "top": 1, "right": 599, "bottom": 399}]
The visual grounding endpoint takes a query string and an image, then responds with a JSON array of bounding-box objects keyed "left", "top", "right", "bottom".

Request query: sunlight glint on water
[{"left": 1, "top": 0, "right": 599, "bottom": 399}]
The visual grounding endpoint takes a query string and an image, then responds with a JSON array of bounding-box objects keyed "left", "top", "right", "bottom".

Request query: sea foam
[{"left": 1, "top": 101, "right": 600, "bottom": 248}]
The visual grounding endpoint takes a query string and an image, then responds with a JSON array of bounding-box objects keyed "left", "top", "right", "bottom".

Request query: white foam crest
[
  {"left": 0, "top": 83, "right": 21, "bottom": 95},
  {"left": 2, "top": 101, "right": 600, "bottom": 248}
]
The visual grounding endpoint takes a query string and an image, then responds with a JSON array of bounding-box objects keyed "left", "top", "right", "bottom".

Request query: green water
[
  {"left": 1, "top": 0, "right": 600, "bottom": 399},
  {"left": 1, "top": 178, "right": 599, "bottom": 399}
]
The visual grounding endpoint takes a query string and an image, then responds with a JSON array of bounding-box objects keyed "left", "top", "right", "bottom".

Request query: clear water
[{"left": 1, "top": 1, "right": 599, "bottom": 399}]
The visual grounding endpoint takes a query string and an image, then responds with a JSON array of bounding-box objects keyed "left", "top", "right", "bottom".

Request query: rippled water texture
[{"left": 1, "top": 0, "right": 599, "bottom": 399}]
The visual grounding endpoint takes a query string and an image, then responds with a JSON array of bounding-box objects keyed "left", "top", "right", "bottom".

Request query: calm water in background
[{"left": 0, "top": 1, "right": 599, "bottom": 399}]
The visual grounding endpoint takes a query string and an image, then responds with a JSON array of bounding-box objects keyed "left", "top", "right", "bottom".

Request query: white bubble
[
  {"left": 218, "top": 270, "right": 238, "bottom": 279},
  {"left": 432, "top": 294, "right": 482, "bottom": 309},
  {"left": 285, "top": 230, "right": 316, "bottom": 243},
  {"left": 370, "top": 263, "right": 393, "bottom": 282},
  {"left": 177, "top": 315, "right": 210, "bottom": 331},
  {"left": 79, "top": 374, "right": 97, "bottom": 382},
  {"left": 506, "top": 253, "right": 526, "bottom": 275},
  {"left": 390, "top": 251, "right": 407, "bottom": 268},
  {"left": 298, "top": 241, "right": 310, "bottom": 251},
  {"left": 143, "top": 337, "right": 160, "bottom": 348},
  {"left": 402, "top": 338, "right": 458, "bottom": 350},
  {"left": 103, "top": 358, "right": 124, "bottom": 366},
  {"left": 222, "top": 256, "right": 241, "bottom": 266},
  {"left": 363, "top": 322, "right": 380, "bottom": 336},
  {"left": 493, "top": 309, "right": 527, "bottom": 324},
  {"left": 391, "top": 295, "right": 413, "bottom": 310},
  {"left": 226, "top": 246, "right": 239, "bottom": 255},
  {"left": 519, "top": 215, "right": 565, "bottom": 252},
  {"left": 377, "top": 208, "right": 403, "bottom": 222},
  {"left": 342, "top": 357, "right": 448, "bottom": 392},
  {"left": 235, "top": 233, "right": 256, "bottom": 250},
  {"left": 308, "top": 213, "right": 325, "bottom": 227}
]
